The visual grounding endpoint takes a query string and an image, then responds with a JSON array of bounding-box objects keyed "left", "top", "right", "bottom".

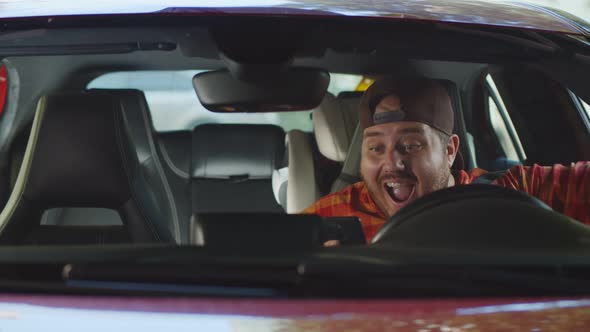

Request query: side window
[
  {"left": 484, "top": 74, "right": 527, "bottom": 162},
  {"left": 580, "top": 98, "right": 590, "bottom": 117},
  {"left": 574, "top": 93, "right": 590, "bottom": 132}
]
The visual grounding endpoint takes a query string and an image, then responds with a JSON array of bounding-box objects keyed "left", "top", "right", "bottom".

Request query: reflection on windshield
[
  {"left": 0, "top": 0, "right": 290, "bottom": 17},
  {"left": 3, "top": 298, "right": 590, "bottom": 331},
  {"left": 0, "top": 303, "right": 285, "bottom": 332},
  {"left": 457, "top": 299, "right": 590, "bottom": 315}
]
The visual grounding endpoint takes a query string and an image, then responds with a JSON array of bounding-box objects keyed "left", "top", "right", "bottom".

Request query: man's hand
[{"left": 323, "top": 240, "right": 341, "bottom": 247}]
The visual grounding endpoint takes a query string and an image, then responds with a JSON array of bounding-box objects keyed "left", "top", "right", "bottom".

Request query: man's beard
[{"left": 431, "top": 167, "right": 453, "bottom": 194}]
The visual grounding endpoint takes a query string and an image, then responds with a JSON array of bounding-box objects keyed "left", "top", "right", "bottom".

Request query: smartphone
[{"left": 321, "top": 217, "right": 366, "bottom": 245}]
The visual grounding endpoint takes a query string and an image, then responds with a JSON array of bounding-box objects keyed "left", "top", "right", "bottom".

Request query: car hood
[
  {"left": 0, "top": 295, "right": 589, "bottom": 331},
  {"left": 0, "top": 0, "right": 587, "bottom": 35}
]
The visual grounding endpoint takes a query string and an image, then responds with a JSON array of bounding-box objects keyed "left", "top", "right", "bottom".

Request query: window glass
[
  {"left": 88, "top": 71, "right": 363, "bottom": 133},
  {"left": 488, "top": 96, "right": 520, "bottom": 161},
  {"left": 328, "top": 73, "right": 365, "bottom": 94},
  {"left": 485, "top": 74, "right": 527, "bottom": 161},
  {"left": 577, "top": 96, "right": 590, "bottom": 128}
]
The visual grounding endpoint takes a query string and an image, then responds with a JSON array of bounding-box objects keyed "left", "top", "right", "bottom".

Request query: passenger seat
[
  {"left": 191, "top": 124, "right": 286, "bottom": 213},
  {"left": 280, "top": 92, "right": 360, "bottom": 213},
  {"left": 40, "top": 89, "right": 183, "bottom": 244},
  {"left": 0, "top": 91, "right": 175, "bottom": 244}
]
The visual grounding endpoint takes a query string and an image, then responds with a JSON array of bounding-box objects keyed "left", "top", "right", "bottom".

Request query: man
[{"left": 304, "top": 77, "right": 590, "bottom": 243}]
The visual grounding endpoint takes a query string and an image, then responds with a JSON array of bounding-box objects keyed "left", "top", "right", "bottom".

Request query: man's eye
[
  {"left": 402, "top": 144, "right": 422, "bottom": 153},
  {"left": 368, "top": 146, "right": 383, "bottom": 153}
]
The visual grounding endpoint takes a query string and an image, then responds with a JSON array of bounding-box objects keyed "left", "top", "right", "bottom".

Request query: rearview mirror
[{"left": 193, "top": 68, "right": 329, "bottom": 112}]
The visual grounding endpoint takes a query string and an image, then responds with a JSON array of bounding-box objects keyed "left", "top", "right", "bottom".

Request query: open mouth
[{"left": 383, "top": 181, "right": 416, "bottom": 207}]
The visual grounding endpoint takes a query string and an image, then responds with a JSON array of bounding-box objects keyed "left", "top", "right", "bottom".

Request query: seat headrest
[
  {"left": 90, "top": 88, "right": 155, "bottom": 163},
  {"left": 24, "top": 92, "right": 136, "bottom": 206},
  {"left": 192, "top": 124, "right": 285, "bottom": 179},
  {"left": 313, "top": 92, "right": 360, "bottom": 162}
]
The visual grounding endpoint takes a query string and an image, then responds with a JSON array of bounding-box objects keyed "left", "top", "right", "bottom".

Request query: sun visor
[{"left": 193, "top": 68, "right": 330, "bottom": 113}]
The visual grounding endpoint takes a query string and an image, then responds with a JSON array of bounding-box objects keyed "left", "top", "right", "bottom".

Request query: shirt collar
[{"left": 358, "top": 182, "right": 387, "bottom": 219}]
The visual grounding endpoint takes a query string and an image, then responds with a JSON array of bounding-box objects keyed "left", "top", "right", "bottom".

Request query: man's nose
[{"left": 384, "top": 148, "right": 406, "bottom": 171}]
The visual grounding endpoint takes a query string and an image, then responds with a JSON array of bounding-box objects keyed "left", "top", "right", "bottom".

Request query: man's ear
[{"left": 446, "top": 134, "right": 460, "bottom": 168}]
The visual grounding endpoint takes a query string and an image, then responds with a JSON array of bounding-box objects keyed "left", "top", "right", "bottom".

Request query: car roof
[{"left": 0, "top": 0, "right": 587, "bottom": 36}]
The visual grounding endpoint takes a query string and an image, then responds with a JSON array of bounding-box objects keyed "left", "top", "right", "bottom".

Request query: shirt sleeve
[
  {"left": 300, "top": 183, "right": 356, "bottom": 215},
  {"left": 494, "top": 161, "right": 590, "bottom": 224},
  {"left": 301, "top": 192, "right": 345, "bottom": 216},
  {"left": 302, "top": 201, "right": 321, "bottom": 214}
]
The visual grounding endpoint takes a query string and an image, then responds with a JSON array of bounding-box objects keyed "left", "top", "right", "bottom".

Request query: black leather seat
[
  {"left": 150, "top": 129, "right": 192, "bottom": 243},
  {"left": 34, "top": 89, "right": 184, "bottom": 244},
  {"left": 191, "top": 124, "right": 285, "bottom": 213},
  {"left": 0, "top": 91, "right": 174, "bottom": 244},
  {"left": 98, "top": 89, "right": 184, "bottom": 243}
]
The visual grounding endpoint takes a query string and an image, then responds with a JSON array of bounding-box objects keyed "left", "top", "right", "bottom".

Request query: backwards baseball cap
[{"left": 359, "top": 77, "right": 454, "bottom": 135}]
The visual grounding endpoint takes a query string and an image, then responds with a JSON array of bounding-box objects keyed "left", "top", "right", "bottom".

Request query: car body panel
[
  {"left": 0, "top": 295, "right": 589, "bottom": 331},
  {"left": 0, "top": 0, "right": 586, "bottom": 35}
]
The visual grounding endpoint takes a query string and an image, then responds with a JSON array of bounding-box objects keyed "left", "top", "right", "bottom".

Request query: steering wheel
[{"left": 371, "top": 184, "right": 590, "bottom": 250}]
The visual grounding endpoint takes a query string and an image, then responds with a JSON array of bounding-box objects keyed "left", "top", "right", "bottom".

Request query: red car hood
[
  {"left": 0, "top": 295, "right": 589, "bottom": 330},
  {"left": 0, "top": 0, "right": 587, "bottom": 35}
]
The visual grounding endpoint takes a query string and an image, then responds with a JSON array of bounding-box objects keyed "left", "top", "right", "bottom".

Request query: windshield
[{"left": 0, "top": 3, "right": 588, "bottom": 310}]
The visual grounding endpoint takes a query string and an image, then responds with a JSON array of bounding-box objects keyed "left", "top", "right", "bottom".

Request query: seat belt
[{"left": 330, "top": 124, "right": 362, "bottom": 192}]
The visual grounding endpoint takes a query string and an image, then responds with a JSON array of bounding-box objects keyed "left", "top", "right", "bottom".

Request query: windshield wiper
[
  {"left": 56, "top": 251, "right": 590, "bottom": 298},
  {"left": 2, "top": 246, "right": 590, "bottom": 298},
  {"left": 297, "top": 252, "right": 590, "bottom": 297}
]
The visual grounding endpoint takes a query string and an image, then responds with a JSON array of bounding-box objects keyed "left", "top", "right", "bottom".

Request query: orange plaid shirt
[{"left": 303, "top": 162, "right": 590, "bottom": 242}]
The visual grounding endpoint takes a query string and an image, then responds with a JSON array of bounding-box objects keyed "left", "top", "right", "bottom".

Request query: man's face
[{"left": 360, "top": 95, "right": 459, "bottom": 218}]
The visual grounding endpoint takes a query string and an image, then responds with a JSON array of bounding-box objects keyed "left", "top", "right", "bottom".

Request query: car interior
[{"left": 0, "top": 17, "right": 588, "bottom": 251}]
